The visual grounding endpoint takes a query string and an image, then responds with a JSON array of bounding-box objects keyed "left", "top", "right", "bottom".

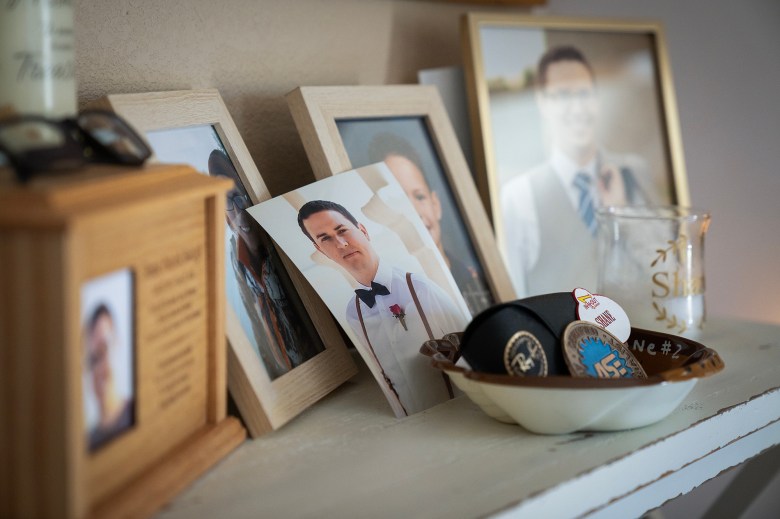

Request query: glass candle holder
[{"left": 596, "top": 206, "right": 711, "bottom": 338}]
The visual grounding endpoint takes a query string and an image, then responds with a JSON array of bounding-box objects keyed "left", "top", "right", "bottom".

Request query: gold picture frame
[
  {"left": 94, "top": 89, "right": 357, "bottom": 437},
  {"left": 462, "top": 14, "right": 690, "bottom": 296},
  {"left": 286, "top": 85, "right": 516, "bottom": 315}
]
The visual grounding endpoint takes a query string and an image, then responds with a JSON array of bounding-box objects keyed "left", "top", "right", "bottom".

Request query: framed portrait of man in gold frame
[
  {"left": 462, "top": 14, "right": 690, "bottom": 297},
  {"left": 94, "top": 89, "right": 357, "bottom": 437},
  {"left": 286, "top": 85, "right": 516, "bottom": 316}
]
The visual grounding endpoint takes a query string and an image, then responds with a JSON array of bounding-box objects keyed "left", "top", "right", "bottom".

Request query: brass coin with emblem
[
  {"left": 563, "top": 321, "right": 647, "bottom": 379},
  {"left": 503, "top": 331, "right": 548, "bottom": 376}
]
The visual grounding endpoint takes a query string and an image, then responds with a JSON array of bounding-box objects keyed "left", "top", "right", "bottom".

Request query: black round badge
[{"left": 503, "top": 331, "right": 548, "bottom": 376}]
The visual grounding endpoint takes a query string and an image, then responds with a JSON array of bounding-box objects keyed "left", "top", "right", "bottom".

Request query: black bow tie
[{"left": 355, "top": 282, "right": 390, "bottom": 308}]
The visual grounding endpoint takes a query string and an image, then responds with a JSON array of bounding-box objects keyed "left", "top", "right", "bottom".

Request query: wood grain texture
[
  {"left": 91, "top": 418, "right": 245, "bottom": 519},
  {"left": 0, "top": 230, "right": 77, "bottom": 517},
  {"left": 205, "top": 194, "right": 227, "bottom": 423},
  {"left": 154, "top": 318, "right": 780, "bottom": 519}
]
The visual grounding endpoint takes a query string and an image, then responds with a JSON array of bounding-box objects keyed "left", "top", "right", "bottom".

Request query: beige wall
[
  {"left": 75, "top": 0, "right": 780, "bottom": 325},
  {"left": 75, "top": 0, "right": 485, "bottom": 197}
]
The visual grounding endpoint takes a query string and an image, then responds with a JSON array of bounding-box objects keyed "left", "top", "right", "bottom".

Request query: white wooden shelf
[{"left": 155, "top": 318, "right": 780, "bottom": 518}]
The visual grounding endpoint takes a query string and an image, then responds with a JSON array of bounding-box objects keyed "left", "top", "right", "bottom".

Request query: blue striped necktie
[{"left": 573, "top": 171, "right": 597, "bottom": 235}]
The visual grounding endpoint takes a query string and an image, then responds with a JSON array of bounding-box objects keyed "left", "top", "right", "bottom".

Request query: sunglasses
[
  {"left": 226, "top": 191, "right": 251, "bottom": 212},
  {"left": 0, "top": 109, "right": 152, "bottom": 182}
]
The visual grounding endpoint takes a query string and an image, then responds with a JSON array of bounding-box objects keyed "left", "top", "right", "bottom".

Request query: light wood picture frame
[
  {"left": 94, "top": 89, "right": 357, "bottom": 437},
  {"left": 286, "top": 85, "right": 515, "bottom": 316},
  {"left": 462, "top": 14, "right": 690, "bottom": 297}
]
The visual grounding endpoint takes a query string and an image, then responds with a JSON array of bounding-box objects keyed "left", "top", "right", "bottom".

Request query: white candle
[
  {"left": 610, "top": 292, "right": 705, "bottom": 339},
  {"left": 657, "top": 295, "right": 705, "bottom": 339},
  {"left": 0, "top": 0, "right": 77, "bottom": 117}
]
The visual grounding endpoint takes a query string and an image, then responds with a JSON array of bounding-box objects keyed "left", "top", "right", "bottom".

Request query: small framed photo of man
[
  {"left": 340, "top": 119, "right": 494, "bottom": 316},
  {"left": 462, "top": 14, "right": 690, "bottom": 297},
  {"left": 287, "top": 85, "right": 516, "bottom": 315},
  {"left": 81, "top": 268, "right": 135, "bottom": 452},
  {"left": 95, "top": 89, "right": 356, "bottom": 437},
  {"left": 249, "top": 163, "right": 471, "bottom": 418}
]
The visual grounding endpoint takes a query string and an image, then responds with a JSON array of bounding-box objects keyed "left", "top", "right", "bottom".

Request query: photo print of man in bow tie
[{"left": 248, "top": 164, "right": 471, "bottom": 418}]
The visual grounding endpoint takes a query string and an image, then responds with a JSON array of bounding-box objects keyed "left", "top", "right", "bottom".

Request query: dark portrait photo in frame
[
  {"left": 286, "top": 85, "right": 517, "bottom": 312},
  {"left": 462, "top": 14, "right": 690, "bottom": 298},
  {"left": 144, "top": 126, "right": 325, "bottom": 379},
  {"left": 95, "top": 89, "right": 356, "bottom": 436},
  {"left": 80, "top": 268, "right": 135, "bottom": 452},
  {"left": 338, "top": 117, "right": 493, "bottom": 316}
]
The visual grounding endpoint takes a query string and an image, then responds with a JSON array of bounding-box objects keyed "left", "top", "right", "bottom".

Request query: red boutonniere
[{"left": 389, "top": 304, "right": 407, "bottom": 331}]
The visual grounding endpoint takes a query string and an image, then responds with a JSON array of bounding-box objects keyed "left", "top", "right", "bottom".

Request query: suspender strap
[
  {"left": 356, "top": 296, "right": 408, "bottom": 416},
  {"left": 406, "top": 272, "right": 433, "bottom": 340},
  {"left": 405, "top": 273, "right": 455, "bottom": 399},
  {"left": 355, "top": 296, "right": 371, "bottom": 351}
]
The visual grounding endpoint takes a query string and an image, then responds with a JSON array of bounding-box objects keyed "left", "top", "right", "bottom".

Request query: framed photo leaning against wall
[
  {"left": 94, "top": 89, "right": 357, "bottom": 437},
  {"left": 286, "top": 85, "right": 516, "bottom": 317},
  {"left": 462, "top": 14, "right": 690, "bottom": 297}
]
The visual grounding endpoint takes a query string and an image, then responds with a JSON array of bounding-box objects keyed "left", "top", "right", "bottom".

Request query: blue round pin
[{"left": 562, "top": 321, "right": 647, "bottom": 379}]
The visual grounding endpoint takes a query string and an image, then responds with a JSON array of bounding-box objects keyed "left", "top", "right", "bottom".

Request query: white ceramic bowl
[{"left": 421, "top": 329, "right": 724, "bottom": 435}]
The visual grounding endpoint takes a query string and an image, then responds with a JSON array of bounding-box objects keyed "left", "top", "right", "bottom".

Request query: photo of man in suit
[
  {"left": 297, "top": 199, "right": 468, "bottom": 416},
  {"left": 501, "top": 45, "right": 655, "bottom": 297},
  {"left": 366, "top": 132, "right": 493, "bottom": 315},
  {"left": 80, "top": 265, "right": 136, "bottom": 453},
  {"left": 84, "top": 302, "right": 134, "bottom": 451}
]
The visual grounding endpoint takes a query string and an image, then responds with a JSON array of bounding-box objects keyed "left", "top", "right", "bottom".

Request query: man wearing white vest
[
  {"left": 501, "top": 45, "right": 656, "bottom": 297},
  {"left": 297, "top": 200, "right": 468, "bottom": 416}
]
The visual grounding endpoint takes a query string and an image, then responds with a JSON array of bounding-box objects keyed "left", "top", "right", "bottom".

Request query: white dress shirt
[{"left": 346, "top": 260, "right": 469, "bottom": 416}]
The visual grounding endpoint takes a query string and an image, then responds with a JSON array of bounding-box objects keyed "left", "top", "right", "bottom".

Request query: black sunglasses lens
[
  {"left": 77, "top": 112, "right": 151, "bottom": 163},
  {"left": 234, "top": 194, "right": 249, "bottom": 210}
]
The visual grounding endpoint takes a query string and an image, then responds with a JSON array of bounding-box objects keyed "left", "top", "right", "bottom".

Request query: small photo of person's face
[
  {"left": 224, "top": 185, "right": 255, "bottom": 245},
  {"left": 304, "top": 210, "right": 377, "bottom": 276},
  {"left": 209, "top": 152, "right": 261, "bottom": 252},
  {"left": 384, "top": 154, "right": 443, "bottom": 249},
  {"left": 88, "top": 311, "right": 116, "bottom": 401},
  {"left": 81, "top": 268, "right": 134, "bottom": 452},
  {"left": 538, "top": 60, "right": 599, "bottom": 156}
]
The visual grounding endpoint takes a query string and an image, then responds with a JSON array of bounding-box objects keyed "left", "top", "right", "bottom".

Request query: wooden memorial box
[{"left": 0, "top": 164, "right": 246, "bottom": 518}]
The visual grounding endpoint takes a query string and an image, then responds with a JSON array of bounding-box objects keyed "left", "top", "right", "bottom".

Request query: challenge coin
[
  {"left": 503, "top": 330, "right": 548, "bottom": 376},
  {"left": 562, "top": 321, "right": 647, "bottom": 379}
]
